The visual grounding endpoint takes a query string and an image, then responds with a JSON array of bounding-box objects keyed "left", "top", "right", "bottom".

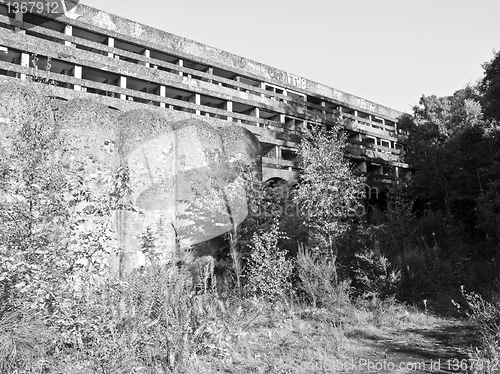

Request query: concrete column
[
  {"left": 280, "top": 114, "right": 285, "bottom": 124},
  {"left": 159, "top": 85, "right": 166, "bottom": 108},
  {"left": 188, "top": 93, "right": 200, "bottom": 115},
  {"left": 195, "top": 93, "right": 200, "bottom": 115},
  {"left": 120, "top": 76, "right": 127, "bottom": 100},
  {"left": 107, "top": 37, "right": 114, "bottom": 58},
  {"left": 321, "top": 101, "right": 326, "bottom": 115},
  {"left": 64, "top": 25, "right": 73, "bottom": 47},
  {"left": 251, "top": 107, "right": 260, "bottom": 119},
  {"left": 277, "top": 146, "right": 282, "bottom": 160},
  {"left": 358, "top": 161, "right": 367, "bottom": 173},
  {"left": 225, "top": 101, "right": 233, "bottom": 121},
  {"left": 178, "top": 59, "right": 183, "bottom": 76},
  {"left": 206, "top": 67, "right": 213, "bottom": 83},
  {"left": 15, "top": 12, "right": 24, "bottom": 33},
  {"left": 142, "top": 49, "right": 150, "bottom": 67},
  {"left": 260, "top": 82, "right": 266, "bottom": 97},
  {"left": 20, "top": 53, "right": 29, "bottom": 80},
  {"left": 73, "top": 65, "right": 82, "bottom": 91}
]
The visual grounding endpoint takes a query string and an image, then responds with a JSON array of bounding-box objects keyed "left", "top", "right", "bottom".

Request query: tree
[
  {"left": 480, "top": 49, "right": 500, "bottom": 123},
  {"left": 293, "top": 124, "right": 365, "bottom": 259}
]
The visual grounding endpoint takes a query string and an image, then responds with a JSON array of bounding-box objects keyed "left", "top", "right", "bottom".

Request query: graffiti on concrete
[
  {"left": 182, "top": 76, "right": 198, "bottom": 88},
  {"left": 357, "top": 98, "right": 376, "bottom": 112},
  {"left": 170, "top": 36, "right": 184, "bottom": 51},
  {"left": 232, "top": 56, "right": 247, "bottom": 69},
  {"left": 268, "top": 68, "right": 307, "bottom": 90}
]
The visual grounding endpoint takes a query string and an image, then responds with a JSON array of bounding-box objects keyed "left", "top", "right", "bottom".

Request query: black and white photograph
[{"left": 0, "top": 1, "right": 499, "bottom": 372}]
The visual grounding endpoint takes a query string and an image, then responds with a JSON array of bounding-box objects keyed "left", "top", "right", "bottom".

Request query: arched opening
[{"left": 264, "top": 177, "right": 288, "bottom": 188}]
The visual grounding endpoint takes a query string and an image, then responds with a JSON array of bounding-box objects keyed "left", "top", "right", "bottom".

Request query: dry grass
[{"left": 183, "top": 298, "right": 443, "bottom": 374}]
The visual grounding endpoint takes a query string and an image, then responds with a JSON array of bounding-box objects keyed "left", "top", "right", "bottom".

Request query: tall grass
[{"left": 462, "top": 287, "right": 500, "bottom": 373}]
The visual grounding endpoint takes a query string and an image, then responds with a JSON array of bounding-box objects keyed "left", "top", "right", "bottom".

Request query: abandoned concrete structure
[{"left": 0, "top": 1, "right": 409, "bottom": 192}]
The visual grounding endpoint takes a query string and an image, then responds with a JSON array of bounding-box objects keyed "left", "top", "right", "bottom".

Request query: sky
[{"left": 80, "top": 0, "right": 500, "bottom": 113}]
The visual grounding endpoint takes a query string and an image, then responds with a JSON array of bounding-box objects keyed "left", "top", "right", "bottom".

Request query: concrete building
[{"left": 0, "top": 1, "right": 409, "bottom": 194}]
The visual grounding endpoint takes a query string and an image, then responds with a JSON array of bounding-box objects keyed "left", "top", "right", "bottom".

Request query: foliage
[
  {"left": 295, "top": 243, "right": 351, "bottom": 308},
  {"left": 399, "top": 84, "right": 500, "bottom": 255},
  {"left": 353, "top": 249, "right": 401, "bottom": 300},
  {"left": 461, "top": 287, "right": 500, "bottom": 372},
  {"left": 480, "top": 49, "right": 500, "bottom": 123},
  {"left": 244, "top": 222, "right": 294, "bottom": 302},
  {"left": 294, "top": 124, "right": 365, "bottom": 258}
]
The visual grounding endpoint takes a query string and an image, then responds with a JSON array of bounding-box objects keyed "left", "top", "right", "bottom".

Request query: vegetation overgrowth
[{"left": 1, "top": 51, "right": 499, "bottom": 373}]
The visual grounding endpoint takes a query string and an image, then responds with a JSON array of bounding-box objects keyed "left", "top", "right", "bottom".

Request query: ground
[{"left": 193, "top": 301, "right": 478, "bottom": 374}]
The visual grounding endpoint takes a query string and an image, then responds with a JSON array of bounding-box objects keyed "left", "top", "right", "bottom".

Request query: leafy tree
[
  {"left": 480, "top": 49, "right": 500, "bottom": 123},
  {"left": 293, "top": 124, "right": 365, "bottom": 259}
]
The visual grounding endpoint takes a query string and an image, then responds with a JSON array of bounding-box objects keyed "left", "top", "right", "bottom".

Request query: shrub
[
  {"left": 0, "top": 311, "right": 53, "bottom": 373},
  {"left": 353, "top": 249, "right": 401, "bottom": 299},
  {"left": 295, "top": 243, "right": 350, "bottom": 308},
  {"left": 461, "top": 287, "right": 500, "bottom": 372},
  {"left": 245, "top": 222, "right": 294, "bottom": 302}
]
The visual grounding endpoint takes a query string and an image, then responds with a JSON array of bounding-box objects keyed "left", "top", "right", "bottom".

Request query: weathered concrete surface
[{"left": 0, "top": 82, "right": 262, "bottom": 275}]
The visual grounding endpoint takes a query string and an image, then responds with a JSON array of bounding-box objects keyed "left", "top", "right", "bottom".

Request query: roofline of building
[{"left": 54, "top": 1, "right": 403, "bottom": 120}]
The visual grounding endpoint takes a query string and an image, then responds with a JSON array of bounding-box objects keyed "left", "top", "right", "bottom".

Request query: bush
[
  {"left": 73, "top": 264, "right": 228, "bottom": 373},
  {"left": 353, "top": 249, "right": 401, "bottom": 300},
  {"left": 295, "top": 243, "right": 350, "bottom": 308},
  {"left": 245, "top": 222, "right": 294, "bottom": 302},
  {"left": 461, "top": 287, "right": 500, "bottom": 373}
]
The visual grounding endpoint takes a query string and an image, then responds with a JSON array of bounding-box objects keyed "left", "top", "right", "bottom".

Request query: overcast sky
[{"left": 80, "top": 0, "right": 500, "bottom": 113}]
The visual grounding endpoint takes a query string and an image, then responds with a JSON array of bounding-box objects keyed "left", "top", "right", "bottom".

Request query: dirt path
[{"left": 353, "top": 320, "right": 478, "bottom": 373}]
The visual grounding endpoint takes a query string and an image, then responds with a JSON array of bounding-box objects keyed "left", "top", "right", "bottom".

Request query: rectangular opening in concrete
[
  {"left": 114, "top": 39, "right": 145, "bottom": 55},
  {"left": 114, "top": 54, "right": 140, "bottom": 64},
  {"left": 362, "top": 136, "right": 376, "bottom": 145},
  {"left": 287, "top": 90, "right": 305, "bottom": 101},
  {"left": 72, "top": 26, "right": 108, "bottom": 44},
  {"left": 74, "top": 43, "right": 107, "bottom": 56},
  {"left": 232, "top": 102, "right": 256, "bottom": 115},
  {"left": 0, "top": 3, "right": 14, "bottom": 19},
  {"left": 343, "top": 107, "right": 355, "bottom": 115},
  {"left": 238, "top": 76, "right": 260, "bottom": 87},
  {"left": 82, "top": 66, "right": 120, "bottom": 86},
  {"left": 0, "top": 46, "right": 21, "bottom": 65},
  {"left": 183, "top": 59, "right": 209, "bottom": 72},
  {"left": 325, "top": 101, "right": 340, "bottom": 111},
  {"left": 281, "top": 148, "right": 297, "bottom": 161},
  {"left": 127, "top": 76, "right": 160, "bottom": 94},
  {"left": 199, "top": 94, "right": 224, "bottom": 108},
  {"left": 212, "top": 67, "right": 236, "bottom": 80},
  {"left": 164, "top": 86, "right": 193, "bottom": 102},
  {"left": 260, "top": 142, "right": 277, "bottom": 159},
  {"left": 23, "top": 12, "right": 65, "bottom": 32},
  {"left": 25, "top": 29, "right": 64, "bottom": 45},
  {"left": 357, "top": 111, "right": 370, "bottom": 120},
  {"left": 150, "top": 50, "right": 178, "bottom": 64},
  {"left": 259, "top": 109, "right": 281, "bottom": 122},
  {"left": 380, "top": 139, "right": 390, "bottom": 148}
]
